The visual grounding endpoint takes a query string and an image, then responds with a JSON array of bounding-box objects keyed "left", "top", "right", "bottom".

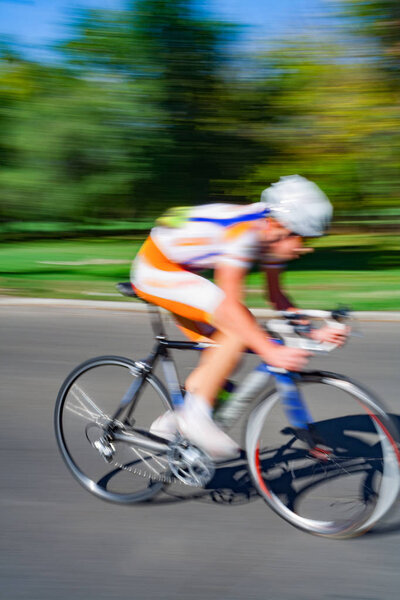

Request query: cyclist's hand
[
  {"left": 265, "top": 346, "right": 311, "bottom": 371},
  {"left": 310, "top": 324, "right": 350, "bottom": 347}
]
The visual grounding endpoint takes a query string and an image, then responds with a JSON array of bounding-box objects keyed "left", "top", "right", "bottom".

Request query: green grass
[
  {"left": 245, "top": 270, "right": 400, "bottom": 310},
  {"left": 1, "top": 234, "right": 400, "bottom": 310},
  {"left": 0, "top": 238, "right": 142, "bottom": 301}
]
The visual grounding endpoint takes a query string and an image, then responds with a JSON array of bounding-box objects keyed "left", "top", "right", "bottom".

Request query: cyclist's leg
[
  {"left": 147, "top": 317, "right": 243, "bottom": 455},
  {"left": 131, "top": 239, "right": 241, "bottom": 458},
  {"left": 185, "top": 328, "right": 245, "bottom": 405},
  {"left": 134, "top": 272, "right": 244, "bottom": 406},
  {"left": 163, "top": 321, "right": 244, "bottom": 458}
]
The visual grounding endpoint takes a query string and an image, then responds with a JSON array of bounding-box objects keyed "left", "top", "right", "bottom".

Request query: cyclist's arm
[
  {"left": 213, "top": 264, "right": 309, "bottom": 370},
  {"left": 264, "top": 265, "right": 348, "bottom": 345},
  {"left": 264, "top": 265, "right": 296, "bottom": 311},
  {"left": 214, "top": 263, "right": 275, "bottom": 357}
]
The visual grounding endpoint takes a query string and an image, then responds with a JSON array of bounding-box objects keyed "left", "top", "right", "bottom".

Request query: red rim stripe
[{"left": 255, "top": 444, "right": 272, "bottom": 498}]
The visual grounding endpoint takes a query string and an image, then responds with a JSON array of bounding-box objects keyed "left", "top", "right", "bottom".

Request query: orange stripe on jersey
[
  {"left": 134, "top": 286, "right": 213, "bottom": 324},
  {"left": 142, "top": 278, "right": 199, "bottom": 289},
  {"left": 139, "top": 236, "right": 182, "bottom": 272},
  {"left": 175, "top": 237, "right": 213, "bottom": 247},
  {"left": 223, "top": 221, "right": 254, "bottom": 241}
]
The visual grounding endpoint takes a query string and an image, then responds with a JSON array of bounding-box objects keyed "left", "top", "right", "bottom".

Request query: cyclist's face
[{"left": 262, "top": 219, "right": 313, "bottom": 261}]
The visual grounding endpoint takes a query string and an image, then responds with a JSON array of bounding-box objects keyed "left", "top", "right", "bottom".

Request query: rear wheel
[
  {"left": 246, "top": 371, "right": 400, "bottom": 538},
  {"left": 55, "top": 356, "right": 173, "bottom": 503}
]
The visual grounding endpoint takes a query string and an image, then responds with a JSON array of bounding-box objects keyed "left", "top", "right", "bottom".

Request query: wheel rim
[{"left": 246, "top": 374, "right": 400, "bottom": 538}]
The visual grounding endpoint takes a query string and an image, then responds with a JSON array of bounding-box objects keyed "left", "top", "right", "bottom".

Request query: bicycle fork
[{"left": 274, "top": 371, "right": 314, "bottom": 430}]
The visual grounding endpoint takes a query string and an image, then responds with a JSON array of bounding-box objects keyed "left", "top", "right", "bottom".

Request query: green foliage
[
  {"left": 0, "top": 0, "right": 399, "bottom": 225},
  {"left": 342, "top": 0, "right": 400, "bottom": 83},
  {"left": 57, "top": 1, "right": 255, "bottom": 210},
  {"left": 240, "top": 38, "right": 400, "bottom": 211}
]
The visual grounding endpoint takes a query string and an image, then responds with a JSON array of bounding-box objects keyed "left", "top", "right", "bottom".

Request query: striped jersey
[{"left": 150, "top": 203, "right": 270, "bottom": 270}]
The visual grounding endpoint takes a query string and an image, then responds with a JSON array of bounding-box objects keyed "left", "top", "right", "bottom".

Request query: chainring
[{"left": 167, "top": 438, "right": 215, "bottom": 487}]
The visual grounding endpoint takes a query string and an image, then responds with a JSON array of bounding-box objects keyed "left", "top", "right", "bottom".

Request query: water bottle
[
  {"left": 214, "top": 380, "right": 236, "bottom": 413},
  {"left": 214, "top": 364, "right": 272, "bottom": 430}
]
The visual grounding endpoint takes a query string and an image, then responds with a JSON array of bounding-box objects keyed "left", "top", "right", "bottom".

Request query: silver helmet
[{"left": 261, "top": 175, "right": 333, "bottom": 237}]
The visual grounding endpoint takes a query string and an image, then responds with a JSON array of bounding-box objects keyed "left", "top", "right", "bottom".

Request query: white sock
[{"left": 183, "top": 392, "right": 212, "bottom": 419}]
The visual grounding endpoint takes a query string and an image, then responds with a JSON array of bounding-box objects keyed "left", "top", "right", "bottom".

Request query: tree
[
  {"left": 240, "top": 39, "right": 400, "bottom": 212},
  {"left": 342, "top": 0, "right": 400, "bottom": 85},
  {"left": 59, "top": 1, "right": 259, "bottom": 212}
]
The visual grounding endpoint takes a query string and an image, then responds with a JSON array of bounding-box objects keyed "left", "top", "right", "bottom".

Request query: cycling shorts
[{"left": 131, "top": 236, "right": 225, "bottom": 342}]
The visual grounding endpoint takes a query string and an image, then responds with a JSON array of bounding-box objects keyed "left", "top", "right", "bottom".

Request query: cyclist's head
[{"left": 260, "top": 175, "right": 333, "bottom": 238}]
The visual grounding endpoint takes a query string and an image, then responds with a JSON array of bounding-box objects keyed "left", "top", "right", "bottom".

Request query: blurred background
[{"left": 0, "top": 0, "right": 399, "bottom": 309}]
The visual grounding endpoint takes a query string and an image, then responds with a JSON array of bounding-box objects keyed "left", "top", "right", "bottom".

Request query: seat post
[
  {"left": 116, "top": 282, "right": 168, "bottom": 340},
  {"left": 146, "top": 304, "right": 185, "bottom": 410},
  {"left": 148, "top": 303, "right": 167, "bottom": 339}
]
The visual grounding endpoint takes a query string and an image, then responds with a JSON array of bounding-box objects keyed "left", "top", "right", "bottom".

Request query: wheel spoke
[
  {"left": 128, "top": 445, "right": 168, "bottom": 477},
  {"left": 66, "top": 386, "right": 110, "bottom": 423}
]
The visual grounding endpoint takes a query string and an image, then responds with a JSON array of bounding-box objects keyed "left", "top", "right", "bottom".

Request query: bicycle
[{"left": 54, "top": 282, "right": 400, "bottom": 539}]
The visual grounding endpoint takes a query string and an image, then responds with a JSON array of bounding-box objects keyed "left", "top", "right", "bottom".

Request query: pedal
[{"left": 283, "top": 425, "right": 333, "bottom": 461}]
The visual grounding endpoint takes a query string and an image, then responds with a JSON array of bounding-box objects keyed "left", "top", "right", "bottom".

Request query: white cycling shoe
[
  {"left": 177, "top": 395, "right": 240, "bottom": 462},
  {"left": 149, "top": 410, "right": 177, "bottom": 441},
  {"left": 150, "top": 396, "right": 240, "bottom": 461}
]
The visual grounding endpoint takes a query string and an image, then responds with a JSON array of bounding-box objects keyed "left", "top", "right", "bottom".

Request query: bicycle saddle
[{"left": 116, "top": 281, "right": 139, "bottom": 298}]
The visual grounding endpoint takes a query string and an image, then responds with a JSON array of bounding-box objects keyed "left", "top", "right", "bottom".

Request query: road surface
[{"left": 2, "top": 305, "right": 400, "bottom": 600}]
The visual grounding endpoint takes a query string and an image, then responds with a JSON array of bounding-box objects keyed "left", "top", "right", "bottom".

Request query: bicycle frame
[
  {"left": 107, "top": 304, "right": 218, "bottom": 452},
  {"left": 108, "top": 302, "right": 313, "bottom": 453}
]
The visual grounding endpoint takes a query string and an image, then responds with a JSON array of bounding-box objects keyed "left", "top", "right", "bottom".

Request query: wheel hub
[{"left": 86, "top": 423, "right": 116, "bottom": 463}]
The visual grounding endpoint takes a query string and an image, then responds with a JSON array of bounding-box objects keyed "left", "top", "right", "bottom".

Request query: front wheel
[
  {"left": 246, "top": 371, "right": 400, "bottom": 538},
  {"left": 55, "top": 356, "right": 173, "bottom": 503}
]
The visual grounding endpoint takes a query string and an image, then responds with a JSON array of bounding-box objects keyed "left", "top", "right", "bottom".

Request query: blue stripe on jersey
[
  {"left": 188, "top": 207, "right": 269, "bottom": 227},
  {"left": 181, "top": 252, "right": 221, "bottom": 265}
]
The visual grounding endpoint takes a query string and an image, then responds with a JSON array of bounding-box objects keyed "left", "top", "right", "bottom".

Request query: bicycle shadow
[
  {"left": 152, "top": 455, "right": 258, "bottom": 506},
  {"left": 148, "top": 413, "right": 400, "bottom": 529},
  {"left": 365, "top": 413, "right": 400, "bottom": 537},
  {"left": 98, "top": 412, "right": 400, "bottom": 536}
]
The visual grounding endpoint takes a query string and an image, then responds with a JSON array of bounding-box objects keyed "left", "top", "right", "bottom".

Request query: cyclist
[{"left": 131, "top": 175, "right": 347, "bottom": 459}]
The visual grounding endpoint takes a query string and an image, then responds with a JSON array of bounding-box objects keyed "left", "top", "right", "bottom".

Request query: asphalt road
[{"left": 2, "top": 305, "right": 400, "bottom": 600}]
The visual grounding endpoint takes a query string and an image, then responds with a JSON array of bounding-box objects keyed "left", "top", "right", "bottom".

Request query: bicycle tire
[
  {"left": 245, "top": 371, "right": 400, "bottom": 539},
  {"left": 55, "top": 355, "right": 173, "bottom": 504}
]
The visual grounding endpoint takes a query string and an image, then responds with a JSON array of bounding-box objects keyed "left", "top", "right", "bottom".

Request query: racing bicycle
[{"left": 54, "top": 283, "right": 400, "bottom": 539}]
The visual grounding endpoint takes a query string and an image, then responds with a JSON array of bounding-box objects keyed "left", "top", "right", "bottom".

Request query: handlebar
[
  {"left": 265, "top": 308, "right": 351, "bottom": 354},
  {"left": 276, "top": 308, "right": 350, "bottom": 322}
]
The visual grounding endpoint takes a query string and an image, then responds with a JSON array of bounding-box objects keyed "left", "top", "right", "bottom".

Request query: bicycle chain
[
  {"left": 109, "top": 455, "right": 176, "bottom": 485},
  {"left": 92, "top": 435, "right": 187, "bottom": 486},
  {"left": 88, "top": 414, "right": 188, "bottom": 486},
  {"left": 90, "top": 418, "right": 215, "bottom": 489}
]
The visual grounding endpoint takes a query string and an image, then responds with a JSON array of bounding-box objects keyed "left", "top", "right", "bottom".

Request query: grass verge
[{"left": 0, "top": 234, "right": 399, "bottom": 310}]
